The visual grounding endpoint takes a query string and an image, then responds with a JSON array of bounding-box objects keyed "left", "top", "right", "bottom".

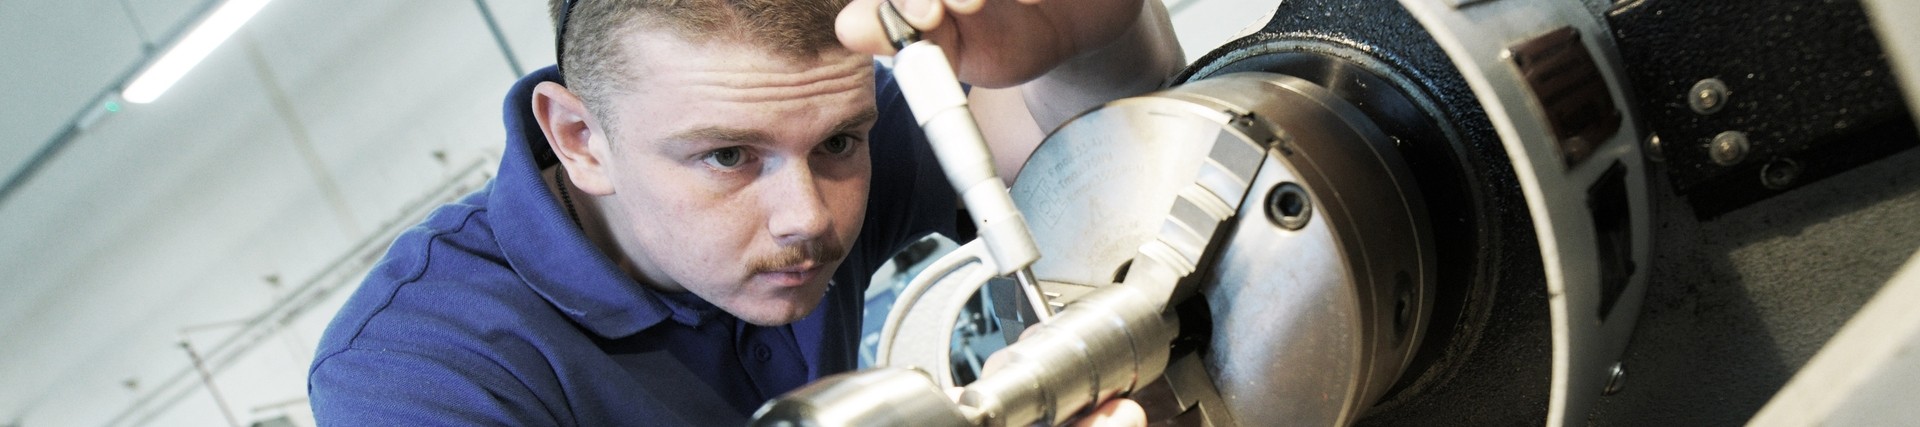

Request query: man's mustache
[{"left": 747, "top": 238, "right": 849, "bottom": 273}]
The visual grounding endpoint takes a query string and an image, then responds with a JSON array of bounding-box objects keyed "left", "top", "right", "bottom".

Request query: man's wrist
[{"left": 1019, "top": 0, "right": 1184, "bottom": 132}]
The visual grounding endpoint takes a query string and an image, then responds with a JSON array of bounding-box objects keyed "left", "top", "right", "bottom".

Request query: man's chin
[
  {"left": 731, "top": 279, "right": 832, "bottom": 326},
  {"left": 734, "top": 303, "right": 817, "bottom": 326}
]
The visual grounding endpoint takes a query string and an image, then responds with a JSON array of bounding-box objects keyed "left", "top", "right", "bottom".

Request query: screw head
[
  {"left": 1710, "top": 131, "right": 1750, "bottom": 166},
  {"left": 1760, "top": 158, "right": 1802, "bottom": 189},
  {"left": 1266, "top": 183, "right": 1312, "bottom": 230},
  {"left": 1689, "top": 78, "right": 1729, "bottom": 115}
]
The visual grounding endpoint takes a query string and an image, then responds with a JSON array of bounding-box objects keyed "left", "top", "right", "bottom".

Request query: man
[{"left": 308, "top": 0, "right": 1182, "bottom": 424}]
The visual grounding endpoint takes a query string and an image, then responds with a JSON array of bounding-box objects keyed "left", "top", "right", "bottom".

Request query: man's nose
[{"left": 765, "top": 161, "right": 832, "bottom": 245}]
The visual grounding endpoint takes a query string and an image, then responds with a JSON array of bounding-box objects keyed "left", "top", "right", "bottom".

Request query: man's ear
[{"left": 531, "top": 81, "right": 615, "bottom": 196}]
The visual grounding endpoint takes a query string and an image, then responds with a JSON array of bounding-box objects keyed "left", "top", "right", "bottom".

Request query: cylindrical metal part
[
  {"left": 749, "top": 367, "right": 971, "bottom": 427},
  {"left": 960, "top": 283, "right": 1179, "bottom": 426}
]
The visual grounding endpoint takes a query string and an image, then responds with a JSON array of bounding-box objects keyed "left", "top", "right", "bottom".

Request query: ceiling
[
  {"left": 0, "top": 0, "right": 552, "bottom": 424},
  {"left": 0, "top": 0, "right": 1277, "bottom": 425}
]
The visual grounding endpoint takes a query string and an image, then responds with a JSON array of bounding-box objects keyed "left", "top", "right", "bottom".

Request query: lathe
[{"left": 752, "top": 0, "right": 1920, "bottom": 425}]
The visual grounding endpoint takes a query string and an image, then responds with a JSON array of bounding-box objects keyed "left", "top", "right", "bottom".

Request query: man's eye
[
  {"left": 703, "top": 147, "right": 748, "bottom": 169},
  {"left": 820, "top": 135, "right": 856, "bottom": 155}
]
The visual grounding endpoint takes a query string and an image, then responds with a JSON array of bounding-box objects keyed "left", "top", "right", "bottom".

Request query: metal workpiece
[
  {"left": 748, "top": 367, "right": 971, "bottom": 427},
  {"left": 960, "top": 283, "right": 1179, "bottom": 426},
  {"left": 786, "top": 254, "right": 1181, "bottom": 427}
]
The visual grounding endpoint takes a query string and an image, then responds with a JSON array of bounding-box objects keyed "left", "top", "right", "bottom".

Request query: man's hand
[
  {"left": 836, "top": 0, "right": 1183, "bottom": 182},
  {"left": 1077, "top": 398, "right": 1148, "bottom": 427},
  {"left": 836, "top": 0, "right": 1147, "bottom": 88}
]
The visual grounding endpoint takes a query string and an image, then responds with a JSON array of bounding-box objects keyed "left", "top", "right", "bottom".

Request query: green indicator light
[{"left": 104, "top": 101, "right": 122, "bottom": 113}]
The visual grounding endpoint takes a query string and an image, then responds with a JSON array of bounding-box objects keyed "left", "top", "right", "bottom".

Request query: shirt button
[{"left": 754, "top": 344, "right": 772, "bottom": 362}]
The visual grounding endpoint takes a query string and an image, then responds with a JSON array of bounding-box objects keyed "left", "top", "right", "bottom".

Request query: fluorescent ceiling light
[{"left": 121, "top": 0, "right": 276, "bottom": 104}]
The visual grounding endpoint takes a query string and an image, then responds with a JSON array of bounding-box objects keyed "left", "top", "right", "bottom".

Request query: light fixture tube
[{"left": 121, "top": 0, "right": 275, "bottom": 104}]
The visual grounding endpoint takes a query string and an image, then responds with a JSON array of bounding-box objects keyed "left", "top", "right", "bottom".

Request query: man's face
[{"left": 593, "top": 31, "right": 876, "bottom": 326}]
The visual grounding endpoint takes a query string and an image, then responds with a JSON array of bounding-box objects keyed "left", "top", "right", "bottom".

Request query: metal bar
[
  {"left": 472, "top": 0, "right": 526, "bottom": 77},
  {"left": 179, "top": 340, "right": 243, "bottom": 427}
]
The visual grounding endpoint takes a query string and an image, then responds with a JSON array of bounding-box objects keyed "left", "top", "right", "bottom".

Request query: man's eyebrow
[
  {"left": 665, "top": 108, "right": 879, "bottom": 145},
  {"left": 833, "top": 108, "right": 880, "bottom": 134},
  {"left": 668, "top": 126, "right": 771, "bottom": 144}
]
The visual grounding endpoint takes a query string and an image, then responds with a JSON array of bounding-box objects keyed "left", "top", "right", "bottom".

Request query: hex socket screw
[{"left": 1267, "top": 183, "right": 1312, "bottom": 230}]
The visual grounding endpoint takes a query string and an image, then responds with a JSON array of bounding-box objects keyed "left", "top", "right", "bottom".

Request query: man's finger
[
  {"left": 943, "top": 0, "right": 985, "bottom": 15},
  {"left": 836, "top": 0, "right": 897, "bottom": 55},
  {"left": 1074, "top": 398, "right": 1147, "bottom": 427},
  {"left": 836, "top": 0, "right": 954, "bottom": 55},
  {"left": 897, "top": 0, "right": 945, "bottom": 27}
]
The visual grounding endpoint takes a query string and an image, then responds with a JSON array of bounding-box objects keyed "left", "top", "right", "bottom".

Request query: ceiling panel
[
  {"left": 125, "top": 0, "right": 214, "bottom": 45},
  {"left": 0, "top": 41, "right": 303, "bottom": 419},
  {"left": 238, "top": 0, "right": 520, "bottom": 230},
  {"left": 0, "top": 0, "right": 531, "bottom": 423},
  {"left": 0, "top": 0, "right": 147, "bottom": 186}
]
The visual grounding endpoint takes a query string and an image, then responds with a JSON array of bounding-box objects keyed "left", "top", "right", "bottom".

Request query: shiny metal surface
[
  {"left": 1202, "top": 75, "right": 1434, "bottom": 425},
  {"left": 959, "top": 283, "right": 1179, "bottom": 426},
  {"left": 1013, "top": 73, "right": 1435, "bottom": 425},
  {"left": 1010, "top": 94, "right": 1243, "bottom": 295},
  {"left": 749, "top": 367, "right": 971, "bottom": 427},
  {"left": 875, "top": 239, "right": 1001, "bottom": 388}
]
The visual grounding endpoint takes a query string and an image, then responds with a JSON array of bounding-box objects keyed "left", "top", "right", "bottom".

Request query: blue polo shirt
[{"left": 308, "top": 65, "right": 958, "bottom": 425}]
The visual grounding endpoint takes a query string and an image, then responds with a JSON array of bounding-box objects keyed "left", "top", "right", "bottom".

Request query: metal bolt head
[
  {"left": 1266, "top": 183, "right": 1312, "bottom": 230},
  {"left": 1760, "top": 158, "right": 1802, "bottom": 189},
  {"left": 1709, "top": 131, "right": 1750, "bottom": 166},
  {"left": 1604, "top": 362, "right": 1627, "bottom": 395},
  {"left": 1689, "top": 78, "right": 1729, "bottom": 115}
]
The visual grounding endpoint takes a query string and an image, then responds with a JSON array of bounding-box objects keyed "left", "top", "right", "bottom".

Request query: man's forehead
[
  {"left": 620, "top": 28, "right": 864, "bottom": 79},
  {"left": 616, "top": 36, "right": 874, "bottom": 112}
]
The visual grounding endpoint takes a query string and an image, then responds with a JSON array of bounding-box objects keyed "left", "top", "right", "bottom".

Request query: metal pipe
[{"left": 470, "top": 0, "right": 525, "bottom": 77}]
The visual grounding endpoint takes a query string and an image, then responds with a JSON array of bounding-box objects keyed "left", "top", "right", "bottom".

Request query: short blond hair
[{"left": 549, "top": 0, "right": 851, "bottom": 128}]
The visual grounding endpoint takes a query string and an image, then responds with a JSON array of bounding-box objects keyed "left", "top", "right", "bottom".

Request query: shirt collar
[{"left": 488, "top": 66, "right": 723, "bottom": 338}]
